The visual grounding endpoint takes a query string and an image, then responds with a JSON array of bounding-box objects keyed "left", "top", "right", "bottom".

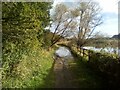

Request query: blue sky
[
  {"left": 96, "top": 0, "right": 118, "bottom": 36},
  {"left": 51, "top": 0, "right": 119, "bottom": 37}
]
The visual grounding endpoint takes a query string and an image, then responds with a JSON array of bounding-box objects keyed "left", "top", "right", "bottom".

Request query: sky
[
  {"left": 51, "top": 0, "right": 119, "bottom": 37},
  {"left": 95, "top": 0, "right": 118, "bottom": 36}
]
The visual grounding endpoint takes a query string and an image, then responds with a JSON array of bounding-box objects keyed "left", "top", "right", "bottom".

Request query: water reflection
[
  {"left": 55, "top": 47, "right": 73, "bottom": 59},
  {"left": 82, "top": 46, "right": 120, "bottom": 55}
]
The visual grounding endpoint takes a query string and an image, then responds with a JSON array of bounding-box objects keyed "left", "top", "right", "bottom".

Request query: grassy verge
[
  {"left": 58, "top": 44, "right": 108, "bottom": 88},
  {"left": 68, "top": 50, "right": 107, "bottom": 88},
  {"left": 2, "top": 48, "right": 55, "bottom": 88}
]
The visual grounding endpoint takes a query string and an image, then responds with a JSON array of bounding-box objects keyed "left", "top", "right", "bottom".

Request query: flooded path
[
  {"left": 53, "top": 47, "right": 77, "bottom": 88},
  {"left": 53, "top": 46, "right": 107, "bottom": 88}
]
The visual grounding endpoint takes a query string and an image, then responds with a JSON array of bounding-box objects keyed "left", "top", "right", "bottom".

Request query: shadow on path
[
  {"left": 52, "top": 46, "right": 108, "bottom": 88},
  {"left": 39, "top": 45, "right": 108, "bottom": 88},
  {"left": 53, "top": 57, "right": 78, "bottom": 88}
]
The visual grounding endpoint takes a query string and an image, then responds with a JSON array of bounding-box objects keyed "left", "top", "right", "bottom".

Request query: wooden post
[
  {"left": 80, "top": 48, "right": 81, "bottom": 56},
  {"left": 88, "top": 50, "right": 91, "bottom": 62},
  {"left": 83, "top": 49, "right": 85, "bottom": 57}
]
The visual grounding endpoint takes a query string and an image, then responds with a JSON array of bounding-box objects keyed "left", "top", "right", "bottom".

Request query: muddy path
[
  {"left": 52, "top": 46, "right": 107, "bottom": 88},
  {"left": 53, "top": 57, "right": 78, "bottom": 88}
]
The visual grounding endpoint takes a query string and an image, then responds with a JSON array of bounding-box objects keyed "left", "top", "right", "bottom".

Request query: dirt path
[
  {"left": 53, "top": 57, "right": 78, "bottom": 88},
  {"left": 52, "top": 45, "right": 108, "bottom": 88},
  {"left": 53, "top": 56, "right": 106, "bottom": 88}
]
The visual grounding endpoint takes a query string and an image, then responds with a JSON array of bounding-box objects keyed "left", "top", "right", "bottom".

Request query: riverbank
[
  {"left": 58, "top": 44, "right": 120, "bottom": 88},
  {"left": 82, "top": 46, "right": 119, "bottom": 56},
  {"left": 53, "top": 45, "right": 108, "bottom": 88}
]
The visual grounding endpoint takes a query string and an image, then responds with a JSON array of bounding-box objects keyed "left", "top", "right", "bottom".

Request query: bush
[
  {"left": 2, "top": 48, "right": 55, "bottom": 88},
  {"left": 2, "top": 2, "right": 52, "bottom": 85},
  {"left": 89, "top": 51, "right": 120, "bottom": 88}
]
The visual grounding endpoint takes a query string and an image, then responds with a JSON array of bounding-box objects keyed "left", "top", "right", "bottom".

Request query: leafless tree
[
  {"left": 50, "top": 3, "right": 76, "bottom": 47},
  {"left": 50, "top": 1, "right": 103, "bottom": 49},
  {"left": 75, "top": 1, "right": 103, "bottom": 49}
]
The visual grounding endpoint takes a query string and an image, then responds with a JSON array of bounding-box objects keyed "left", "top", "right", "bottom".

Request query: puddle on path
[{"left": 53, "top": 47, "right": 77, "bottom": 88}]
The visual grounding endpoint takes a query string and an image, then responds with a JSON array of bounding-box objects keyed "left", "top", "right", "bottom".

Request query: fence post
[
  {"left": 88, "top": 50, "right": 91, "bottom": 62},
  {"left": 80, "top": 48, "right": 81, "bottom": 55},
  {"left": 83, "top": 49, "right": 85, "bottom": 57}
]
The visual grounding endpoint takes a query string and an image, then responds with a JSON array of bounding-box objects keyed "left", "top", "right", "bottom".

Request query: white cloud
[
  {"left": 53, "top": 0, "right": 119, "bottom": 14},
  {"left": 96, "top": 17, "right": 118, "bottom": 36},
  {"left": 95, "top": 0, "right": 118, "bottom": 36},
  {"left": 96, "top": 0, "right": 118, "bottom": 14}
]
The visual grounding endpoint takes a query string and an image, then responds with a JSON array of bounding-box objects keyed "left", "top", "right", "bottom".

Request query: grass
[
  {"left": 2, "top": 43, "right": 113, "bottom": 88},
  {"left": 59, "top": 44, "right": 108, "bottom": 88},
  {"left": 2, "top": 48, "right": 55, "bottom": 88},
  {"left": 68, "top": 57, "right": 107, "bottom": 88},
  {"left": 70, "top": 53, "right": 106, "bottom": 88}
]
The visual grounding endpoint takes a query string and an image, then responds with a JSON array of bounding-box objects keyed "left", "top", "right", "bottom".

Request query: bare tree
[
  {"left": 49, "top": 1, "right": 102, "bottom": 49},
  {"left": 49, "top": 3, "right": 76, "bottom": 47},
  {"left": 75, "top": 1, "right": 103, "bottom": 49}
]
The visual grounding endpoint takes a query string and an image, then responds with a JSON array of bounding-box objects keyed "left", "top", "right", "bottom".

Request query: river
[{"left": 82, "top": 46, "right": 120, "bottom": 55}]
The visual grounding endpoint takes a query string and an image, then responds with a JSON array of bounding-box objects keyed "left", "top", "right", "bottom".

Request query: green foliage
[
  {"left": 42, "top": 30, "right": 61, "bottom": 48},
  {"left": 66, "top": 44, "right": 120, "bottom": 88},
  {"left": 42, "top": 30, "right": 52, "bottom": 48},
  {"left": 89, "top": 51, "right": 120, "bottom": 87},
  {"left": 2, "top": 48, "right": 55, "bottom": 88},
  {"left": 2, "top": 2, "right": 52, "bottom": 82},
  {"left": 62, "top": 44, "right": 107, "bottom": 88}
]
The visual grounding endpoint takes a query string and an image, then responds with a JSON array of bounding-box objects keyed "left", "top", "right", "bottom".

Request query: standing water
[
  {"left": 55, "top": 47, "right": 73, "bottom": 59},
  {"left": 53, "top": 46, "right": 107, "bottom": 88},
  {"left": 54, "top": 47, "right": 75, "bottom": 88}
]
